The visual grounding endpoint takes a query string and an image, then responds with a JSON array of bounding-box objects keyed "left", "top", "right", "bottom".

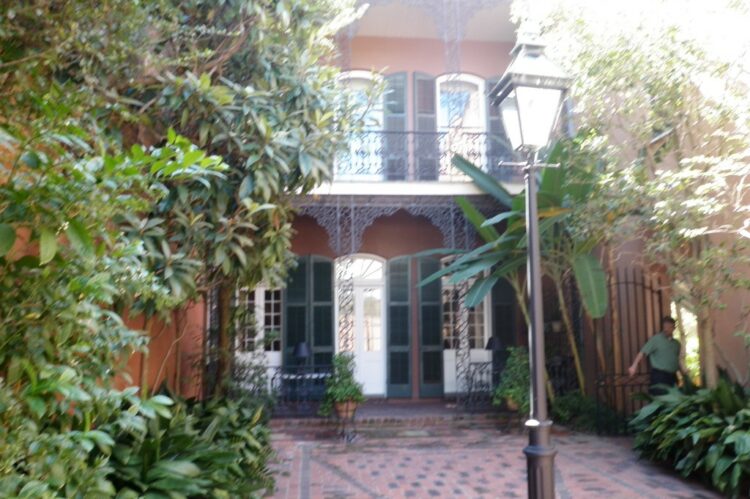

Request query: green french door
[
  {"left": 418, "top": 257, "right": 443, "bottom": 397},
  {"left": 283, "top": 255, "right": 334, "bottom": 367},
  {"left": 386, "top": 257, "right": 411, "bottom": 397}
]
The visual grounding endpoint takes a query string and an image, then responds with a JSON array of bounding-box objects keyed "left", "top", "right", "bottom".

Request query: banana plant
[{"left": 430, "top": 140, "right": 608, "bottom": 394}]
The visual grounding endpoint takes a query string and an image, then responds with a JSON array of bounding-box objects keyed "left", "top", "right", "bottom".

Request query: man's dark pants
[{"left": 649, "top": 368, "right": 677, "bottom": 395}]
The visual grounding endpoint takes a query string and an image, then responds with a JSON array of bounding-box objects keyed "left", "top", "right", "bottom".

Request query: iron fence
[
  {"left": 269, "top": 365, "right": 332, "bottom": 417},
  {"left": 592, "top": 268, "right": 667, "bottom": 433},
  {"left": 336, "top": 130, "right": 521, "bottom": 183},
  {"left": 465, "top": 361, "right": 498, "bottom": 411}
]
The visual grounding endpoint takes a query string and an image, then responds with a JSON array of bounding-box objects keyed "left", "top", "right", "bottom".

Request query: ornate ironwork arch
[{"left": 294, "top": 195, "right": 499, "bottom": 255}]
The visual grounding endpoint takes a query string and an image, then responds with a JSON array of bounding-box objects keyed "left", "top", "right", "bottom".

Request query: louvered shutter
[
  {"left": 311, "top": 257, "right": 334, "bottom": 366},
  {"left": 414, "top": 73, "right": 439, "bottom": 180},
  {"left": 284, "top": 257, "right": 308, "bottom": 366},
  {"left": 283, "top": 256, "right": 334, "bottom": 367},
  {"left": 386, "top": 257, "right": 411, "bottom": 397},
  {"left": 383, "top": 73, "right": 408, "bottom": 180},
  {"left": 418, "top": 256, "right": 443, "bottom": 397}
]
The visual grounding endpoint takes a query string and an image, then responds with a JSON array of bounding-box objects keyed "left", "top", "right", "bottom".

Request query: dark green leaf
[
  {"left": 482, "top": 211, "right": 521, "bottom": 227},
  {"left": 465, "top": 274, "right": 499, "bottom": 308},
  {"left": 66, "top": 219, "right": 94, "bottom": 256},
  {"left": 20, "top": 150, "right": 41, "bottom": 168},
  {"left": 39, "top": 228, "right": 57, "bottom": 265},
  {"left": 299, "top": 151, "right": 313, "bottom": 175},
  {"left": 452, "top": 155, "right": 513, "bottom": 207},
  {"left": 0, "top": 223, "right": 16, "bottom": 256},
  {"left": 455, "top": 196, "right": 499, "bottom": 243},
  {"left": 572, "top": 254, "right": 609, "bottom": 318},
  {"left": 238, "top": 175, "right": 254, "bottom": 199}
]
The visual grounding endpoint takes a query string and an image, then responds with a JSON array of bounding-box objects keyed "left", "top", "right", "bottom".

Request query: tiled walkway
[{"left": 269, "top": 418, "right": 718, "bottom": 498}]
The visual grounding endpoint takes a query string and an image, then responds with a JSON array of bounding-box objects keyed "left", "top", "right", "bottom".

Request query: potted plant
[
  {"left": 492, "top": 346, "right": 530, "bottom": 414},
  {"left": 319, "top": 353, "right": 365, "bottom": 418}
]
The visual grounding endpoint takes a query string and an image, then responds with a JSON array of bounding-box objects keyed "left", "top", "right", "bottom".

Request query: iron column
[{"left": 523, "top": 150, "right": 556, "bottom": 499}]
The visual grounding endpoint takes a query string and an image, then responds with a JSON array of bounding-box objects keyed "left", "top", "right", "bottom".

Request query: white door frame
[{"left": 334, "top": 255, "right": 387, "bottom": 397}]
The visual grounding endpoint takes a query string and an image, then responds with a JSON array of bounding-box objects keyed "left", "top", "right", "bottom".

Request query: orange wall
[
  {"left": 349, "top": 36, "right": 513, "bottom": 78},
  {"left": 117, "top": 302, "right": 205, "bottom": 399}
]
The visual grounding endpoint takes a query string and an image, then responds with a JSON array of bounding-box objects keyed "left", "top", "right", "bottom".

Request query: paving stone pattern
[{"left": 269, "top": 422, "right": 718, "bottom": 499}]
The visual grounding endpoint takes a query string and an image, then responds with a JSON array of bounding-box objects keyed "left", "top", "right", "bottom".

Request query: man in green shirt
[{"left": 628, "top": 316, "right": 684, "bottom": 394}]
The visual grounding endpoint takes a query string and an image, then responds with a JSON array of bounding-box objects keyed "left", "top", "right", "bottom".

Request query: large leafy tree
[
  {"left": 1, "top": 0, "right": 361, "bottom": 493},
  {"left": 512, "top": 0, "right": 750, "bottom": 387}
]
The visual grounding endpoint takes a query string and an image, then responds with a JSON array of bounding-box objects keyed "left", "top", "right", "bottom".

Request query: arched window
[
  {"left": 339, "top": 70, "right": 384, "bottom": 129},
  {"left": 436, "top": 73, "right": 487, "bottom": 132},
  {"left": 338, "top": 71, "right": 385, "bottom": 179},
  {"left": 435, "top": 74, "right": 488, "bottom": 179}
]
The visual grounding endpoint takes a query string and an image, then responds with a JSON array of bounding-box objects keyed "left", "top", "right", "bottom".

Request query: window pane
[
  {"left": 389, "top": 305, "right": 409, "bottom": 346},
  {"left": 287, "top": 261, "right": 307, "bottom": 303},
  {"left": 313, "top": 305, "right": 333, "bottom": 347},
  {"left": 389, "top": 352, "right": 409, "bottom": 384},
  {"left": 388, "top": 260, "right": 409, "bottom": 302},
  {"left": 363, "top": 287, "right": 382, "bottom": 352},
  {"left": 237, "top": 289, "right": 255, "bottom": 352},
  {"left": 339, "top": 257, "right": 384, "bottom": 281},
  {"left": 286, "top": 305, "right": 306, "bottom": 348},
  {"left": 439, "top": 80, "right": 481, "bottom": 129},
  {"left": 422, "top": 351, "right": 442, "bottom": 383},
  {"left": 263, "top": 288, "right": 282, "bottom": 351},
  {"left": 313, "top": 261, "right": 332, "bottom": 302},
  {"left": 421, "top": 304, "right": 442, "bottom": 346}
]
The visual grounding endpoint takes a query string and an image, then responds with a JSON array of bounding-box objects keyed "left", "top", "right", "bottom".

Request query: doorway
[{"left": 336, "top": 256, "right": 387, "bottom": 396}]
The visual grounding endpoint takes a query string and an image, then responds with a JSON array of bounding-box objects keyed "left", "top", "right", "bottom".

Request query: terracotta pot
[
  {"left": 505, "top": 398, "right": 519, "bottom": 411},
  {"left": 335, "top": 400, "right": 358, "bottom": 420}
]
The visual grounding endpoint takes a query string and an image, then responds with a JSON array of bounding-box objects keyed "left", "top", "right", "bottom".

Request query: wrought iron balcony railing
[{"left": 335, "top": 130, "right": 522, "bottom": 183}]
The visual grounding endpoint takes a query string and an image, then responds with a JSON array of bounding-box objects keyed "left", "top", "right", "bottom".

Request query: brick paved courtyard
[{"left": 269, "top": 418, "right": 718, "bottom": 498}]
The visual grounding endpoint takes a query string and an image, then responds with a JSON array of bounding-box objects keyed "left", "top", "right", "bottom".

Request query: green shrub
[
  {"left": 551, "top": 391, "right": 596, "bottom": 430},
  {"left": 492, "top": 347, "right": 530, "bottom": 414},
  {"left": 107, "top": 396, "right": 273, "bottom": 498},
  {"left": 631, "top": 378, "right": 750, "bottom": 497},
  {"left": 551, "top": 390, "right": 627, "bottom": 433},
  {"left": 319, "top": 353, "right": 365, "bottom": 417}
]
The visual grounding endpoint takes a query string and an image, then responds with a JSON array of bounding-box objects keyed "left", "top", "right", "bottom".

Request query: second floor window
[
  {"left": 437, "top": 75, "right": 486, "bottom": 132},
  {"left": 339, "top": 71, "right": 384, "bottom": 179}
]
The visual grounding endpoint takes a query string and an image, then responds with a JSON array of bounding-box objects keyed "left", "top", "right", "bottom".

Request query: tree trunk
[
  {"left": 673, "top": 303, "right": 687, "bottom": 369},
  {"left": 555, "top": 277, "right": 586, "bottom": 393},
  {"left": 585, "top": 313, "right": 607, "bottom": 382},
  {"left": 215, "top": 283, "right": 234, "bottom": 398},
  {"left": 173, "top": 310, "right": 183, "bottom": 397},
  {"left": 697, "top": 310, "right": 718, "bottom": 388}
]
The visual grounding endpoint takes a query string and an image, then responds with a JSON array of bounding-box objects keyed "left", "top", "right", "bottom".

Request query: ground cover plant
[
  {"left": 631, "top": 378, "right": 750, "bottom": 497},
  {"left": 107, "top": 395, "right": 272, "bottom": 498}
]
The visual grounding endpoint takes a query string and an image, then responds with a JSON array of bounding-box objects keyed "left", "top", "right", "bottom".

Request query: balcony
[{"left": 334, "top": 130, "right": 523, "bottom": 184}]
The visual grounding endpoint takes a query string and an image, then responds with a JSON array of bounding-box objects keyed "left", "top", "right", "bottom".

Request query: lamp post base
[{"left": 524, "top": 419, "right": 557, "bottom": 499}]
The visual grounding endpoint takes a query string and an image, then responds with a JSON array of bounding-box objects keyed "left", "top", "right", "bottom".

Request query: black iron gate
[{"left": 592, "top": 267, "right": 666, "bottom": 433}]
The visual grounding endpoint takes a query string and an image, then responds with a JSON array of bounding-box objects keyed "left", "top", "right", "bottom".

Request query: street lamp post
[{"left": 490, "top": 27, "right": 571, "bottom": 499}]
